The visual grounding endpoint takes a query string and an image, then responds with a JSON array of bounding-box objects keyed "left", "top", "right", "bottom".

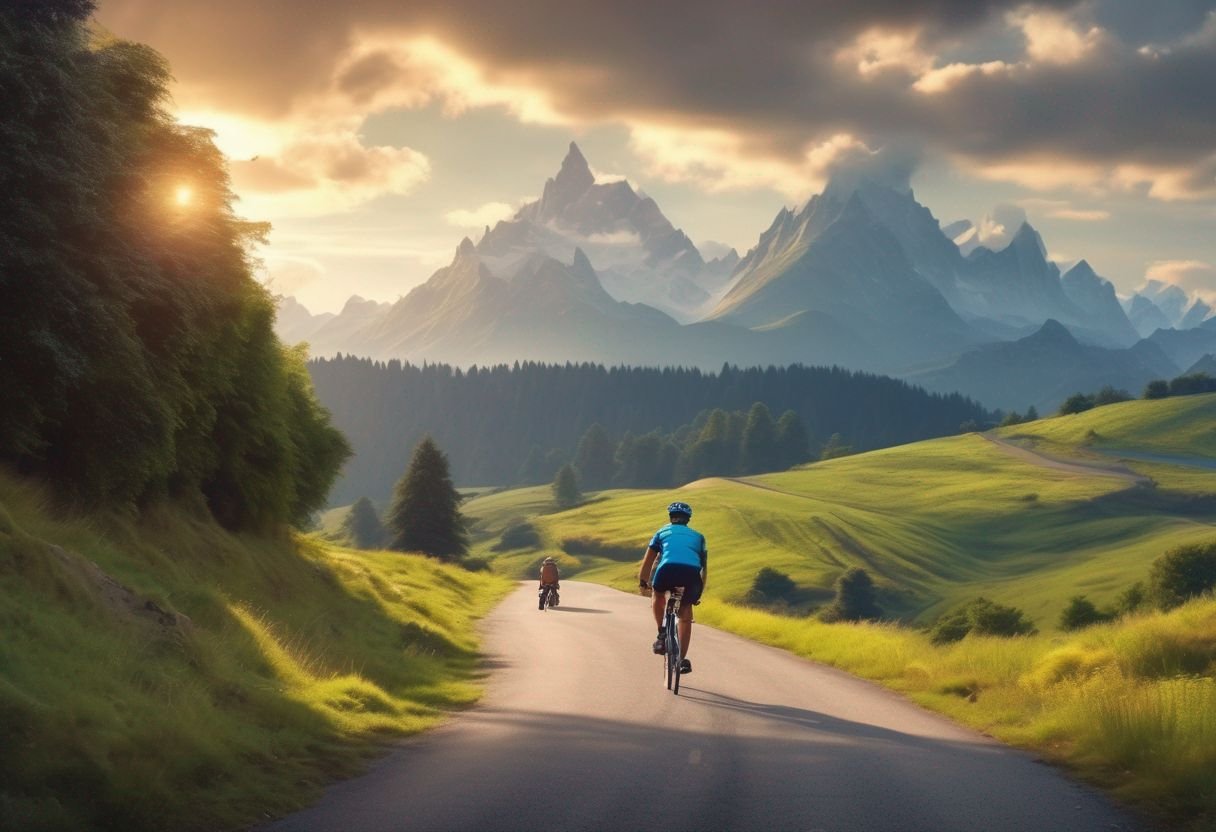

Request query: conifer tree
[
  {"left": 552, "top": 463, "right": 582, "bottom": 508},
  {"left": 741, "top": 402, "right": 778, "bottom": 474},
  {"left": 387, "top": 436, "right": 468, "bottom": 560},
  {"left": 775, "top": 409, "right": 810, "bottom": 468},
  {"left": 574, "top": 423, "right": 616, "bottom": 490},
  {"left": 341, "top": 496, "right": 385, "bottom": 549}
]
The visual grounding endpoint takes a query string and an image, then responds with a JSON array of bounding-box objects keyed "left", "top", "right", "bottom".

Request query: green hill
[
  {"left": 0, "top": 472, "right": 511, "bottom": 831},
  {"left": 466, "top": 394, "right": 1216, "bottom": 627}
]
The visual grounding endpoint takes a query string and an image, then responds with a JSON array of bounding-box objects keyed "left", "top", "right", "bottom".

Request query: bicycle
[
  {"left": 661, "top": 587, "right": 684, "bottom": 694},
  {"left": 538, "top": 584, "right": 559, "bottom": 611}
]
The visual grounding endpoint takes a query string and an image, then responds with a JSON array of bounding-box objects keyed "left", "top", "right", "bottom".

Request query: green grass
[{"left": 0, "top": 472, "right": 512, "bottom": 832}]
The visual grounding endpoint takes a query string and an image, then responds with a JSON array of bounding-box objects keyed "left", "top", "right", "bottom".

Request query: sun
[{"left": 174, "top": 185, "right": 194, "bottom": 207}]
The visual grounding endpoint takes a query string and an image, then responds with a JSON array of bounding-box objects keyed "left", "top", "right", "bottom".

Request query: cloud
[
  {"left": 1145, "top": 259, "right": 1216, "bottom": 299},
  {"left": 976, "top": 203, "right": 1028, "bottom": 249},
  {"left": 262, "top": 256, "right": 325, "bottom": 295},
  {"left": 97, "top": 0, "right": 1216, "bottom": 202},
  {"left": 445, "top": 201, "right": 516, "bottom": 228},
  {"left": 1048, "top": 208, "right": 1111, "bottom": 221}
]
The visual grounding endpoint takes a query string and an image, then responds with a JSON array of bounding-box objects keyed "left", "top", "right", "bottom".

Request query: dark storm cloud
[{"left": 97, "top": 0, "right": 1216, "bottom": 194}]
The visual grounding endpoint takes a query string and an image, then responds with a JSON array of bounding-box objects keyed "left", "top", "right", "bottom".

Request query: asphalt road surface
[{"left": 263, "top": 581, "right": 1139, "bottom": 832}]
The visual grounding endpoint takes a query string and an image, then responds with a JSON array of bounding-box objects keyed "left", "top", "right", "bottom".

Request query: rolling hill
[{"left": 464, "top": 393, "right": 1216, "bottom": 627}]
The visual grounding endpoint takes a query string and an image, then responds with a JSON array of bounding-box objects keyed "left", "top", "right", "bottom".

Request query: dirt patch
[{"left": 47, "top": 544, "right": 192, "bottom": 632}]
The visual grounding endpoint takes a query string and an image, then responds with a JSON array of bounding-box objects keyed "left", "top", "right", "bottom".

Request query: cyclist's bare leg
[
  {"left": 677, "top": 601, "right": 693, "bottom": 659},
  {"left": 651, "top": 591, "right": 666, "bottom": 631}
]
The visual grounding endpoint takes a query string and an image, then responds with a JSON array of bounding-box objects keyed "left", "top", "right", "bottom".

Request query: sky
[{"left": 95, "top": 0, "right": 1216, "bottom": 314}]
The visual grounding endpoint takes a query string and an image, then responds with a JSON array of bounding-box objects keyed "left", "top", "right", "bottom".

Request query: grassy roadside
[
  {"left": 694, "top": 597, "right": 1216, "bottom": 828},
  {"left": 0, "top": 471, "right": 512, "bottom": 832}
]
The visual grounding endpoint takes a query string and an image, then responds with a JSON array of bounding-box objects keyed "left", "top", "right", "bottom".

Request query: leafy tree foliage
[
  {"left": 308, "top": 359, "right": 992, "bottom": 503},
  {"left": 820, "top": 433, "right": 853, "bottom": 460},
  {"left": 775, "top": 409, "right": 810, "bottom": 467},
  {"left": 1143, "top": 379, "right": 1170, "bottom": 399},
  {"left": 1058, "top": 595, "right": 1113, "bottom": 631},
  {"left": 0, "top": 6, "right": 348, "bottom": 527},
  {"left": 1168, "top": 373, "right": 1216, "bottom": 397},
  {"left": 341, "top": 497, "right": 385, "bottom": 549},
  {"left": 819, "top": 567, "right": 883, "bottom": 622},
  {"left": 930, "top": 597, "right": 1036, "bottom": 644},
  {"left": 1058, "top": 393, "right": 1095, "bottom": 415},
  {"left": 386, "top": 437, "right": 468, "bottom": 560},
  {"left": 1149, "top": 540, "right": 1216, "bottom": 610},
  {"left": 1093, "top": 386, "right": 1132, "bottom": 406},
  {"left": 552, "top": 464, "right": 581, "bottom": 509},
  {"left": 1115, "top": 581, "right": 1147, "bottom": 615}
]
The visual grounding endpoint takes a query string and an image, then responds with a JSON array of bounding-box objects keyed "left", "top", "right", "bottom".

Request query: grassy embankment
[
  {"left": 463, "top": 394, "right": 1216, "bottom": 827},
  {"left": 0, "top": 471, "right": 512, "bottom": 832}
]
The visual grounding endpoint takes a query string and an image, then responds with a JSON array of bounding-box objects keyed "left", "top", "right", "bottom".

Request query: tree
[
  {"left": 930, "top": 597, "right": 1036, "bottom": 644},
  {"left": 1024, "top": 406, "right": 1040, "bottom": 421},
  {"left": 1058, "top": 393, "right": 1095, "bottom": 415},
  {"left": 1143, "top": 379, "right": 1169, "bottom": 400},
  {"left": 775, "top": 409, "right": 810, "bottom": 469},
  {"left": 749, "top": 567, "right": 796, "bottom": 602},
  {"left": 1093, "top": 386, "right": 1131, "bottom": 406},
  {"left": 999, "top": 411, "right": 1023, "bottom": 427},
  {"left": 552, "top": 463, "right": 581, "bottom": 509},
  {"left": 386, "top": 436, "right": 468, "bottom": 560},
  {"left": 740, "top": 402, "right": 779, "bottom": 474},
  {"left": 820, "top": 433, "right": 853, "bottom": 460},
  {"left": 819, "top": 567, "right": 883, "bottom": 622},
  {"left": 1058, "top": 595, "right": 1112, "bottom": 631},
  {"left": 1149, "top": 540, "right": 1216, "bottom": 610},
  {"left": 1115, "top": 582, "right": 1147, "bottom": 615},
  {"left": 573, "top": 423, "right": 615, "bottom": 490},
  {"left": 341, "top": 497, "right": 385, "bottom": 549}
]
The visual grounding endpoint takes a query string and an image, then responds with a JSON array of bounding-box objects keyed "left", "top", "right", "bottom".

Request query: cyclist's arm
[{"left": 638, "top": 545, "right": 660, "bottom": 587}]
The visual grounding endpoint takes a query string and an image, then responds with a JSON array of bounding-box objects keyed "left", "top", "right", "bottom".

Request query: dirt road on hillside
[{"left": 262, "top": 581, "right": 1139, "bottom": 832}]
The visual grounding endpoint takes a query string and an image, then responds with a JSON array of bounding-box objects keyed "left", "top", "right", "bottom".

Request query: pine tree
[
  {"left": 386, "top": 436, "right": 468, "bottom": 560},
  {"left": 775, "top": 410, "right": 810, "bottom": 468},
  {"left": 740, "top": 402, "right": 778, "bottom": 474},
  {"left": 341, "top": 496, "right": 385, "bottom": 549},
  {"left": 574, "top": 423, "right": 616, "bottom": 490},
  {"left": 552, "top": 463, "right": 582, "bottom": 508}
]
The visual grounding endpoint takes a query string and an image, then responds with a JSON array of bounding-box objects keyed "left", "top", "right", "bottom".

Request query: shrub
[
  {"left": 1058, "top": 393, "right": 1095, "bottom": 415},
  {"left": 1115, "top": 581, "right": 1147, "bottom": 616},
  {"left": 1093, "top": 386, "right": 1132, "bottom": 406},
  {"left": 1149, "top": 541, "right": 1216, "bottom": 610},
  {"left": 492, "top": 521, "right": 541, "bottom": 551},
  {"left": 749, "top": 567, "right": 796, "bottom": 602},
  {"left": 1059, "top": 595, "right": 1114, "bottom": 631},
  {"left": 1143, "top": 379, "right": 1169, "bottom": 399},
  {"left": 930, "top": 597, "right": 1036, "bottom": 644},
  {"left": 819, "top": 567, "right": 883, "bottom": 622},
  {"left": 1168, "top": 373, "right": 1216, "bottom": 397}
]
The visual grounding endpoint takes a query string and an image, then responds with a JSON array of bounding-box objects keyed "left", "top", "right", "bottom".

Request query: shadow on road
[{"left": 550, "top": 606, "right": 611, "bottom": 614}]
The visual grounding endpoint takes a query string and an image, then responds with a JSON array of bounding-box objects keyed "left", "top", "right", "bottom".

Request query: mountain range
[{"left": 276, "top": 143, "right": 1210, "bottom": 412}]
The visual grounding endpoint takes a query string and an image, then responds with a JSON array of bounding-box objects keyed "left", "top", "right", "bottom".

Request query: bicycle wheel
[{"left": 668, "top": 630, "right": 681, "bottom": 695}]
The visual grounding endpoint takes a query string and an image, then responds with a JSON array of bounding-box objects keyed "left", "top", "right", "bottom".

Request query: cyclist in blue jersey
[{"left": 638, "top": 501, "right": 707, "bottom": 675}]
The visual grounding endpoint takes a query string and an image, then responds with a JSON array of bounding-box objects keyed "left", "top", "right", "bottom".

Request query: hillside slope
[
  {"left": 466, "top": 395, "right": 1216, "bottom": 626},
  {"left": 0, "top": 472, "right": 510, "bottom": 831}
]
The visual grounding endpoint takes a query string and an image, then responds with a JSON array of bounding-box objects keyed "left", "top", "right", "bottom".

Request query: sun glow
[{"left": 174, "top": 185, "right": 194, "bottom": 207}]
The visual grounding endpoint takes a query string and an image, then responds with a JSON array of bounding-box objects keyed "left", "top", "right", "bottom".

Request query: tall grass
[
  {"left": 697, "top": 597, "right": 1216, "bottom": 827},
  {"left": 0, "top": 471, "right": 512, "bottom": 832}
]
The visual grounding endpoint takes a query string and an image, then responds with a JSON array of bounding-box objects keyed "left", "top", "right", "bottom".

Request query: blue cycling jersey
[{"left": 648, "top": 523, "right": 707, "bottom": 571}]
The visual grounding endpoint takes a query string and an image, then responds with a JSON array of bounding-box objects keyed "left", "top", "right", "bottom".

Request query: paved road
[{"left": 263, "top": 582, "right": 1139, "bottom": 832}]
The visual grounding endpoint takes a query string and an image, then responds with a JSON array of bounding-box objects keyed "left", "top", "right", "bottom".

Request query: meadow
[
  {"left": 463, "top": 393, "right": 1216, "bottom": 827},
  {"left": 0, "top": 472, "right": 512, "bottom": 832}
]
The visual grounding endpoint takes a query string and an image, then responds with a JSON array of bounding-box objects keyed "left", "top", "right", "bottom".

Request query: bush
[
  {"left": 1115, "top": 581, "right": 1147, "bottom": 615},
  {"left": 819, "top": 567, "right": 882, "bottom": 622},
  {"left": 1143, "top": 379, "right": 1169, "bottom": 399},
  {"left": 1058, "top": 393, "right": 1095, "bottom": 415},
  {"left": 1093, "top": 386, "right": 1132, "bottom": 406},
  {"left": 492, "top": 521, "right": 541, "bottom": 551},
  {"left": 1059, "top": 595, "right": 1114, "bottom": 631},
  {"left": 749, "top": 567, "right": 796, "bottom": 602},
  {"left": 1168, "top": 373, "right": 1216, "bottom": 397},
  {"left": 1149, "top": 541, "right": 1216, "bottom": 610},
  {"left": 930, "top": 597, "right": 1036, "bottom": 644}
]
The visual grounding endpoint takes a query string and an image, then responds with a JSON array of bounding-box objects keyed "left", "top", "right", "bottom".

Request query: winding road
[{"left": 263, "top": 581, "right": 1138, "bottom": 831}]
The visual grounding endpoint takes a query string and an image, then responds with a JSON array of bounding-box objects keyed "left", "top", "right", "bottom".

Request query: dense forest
[
  {"left": 0, "top": 1, "right": 348, "bottom": 528},
  {"left": 309, "top": 357, "right": 992, "bottom": 504}
]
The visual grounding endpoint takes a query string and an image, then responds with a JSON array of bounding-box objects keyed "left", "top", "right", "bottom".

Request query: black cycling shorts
[{"left": 652, "top": 563, "right": 703, "bottom": 604}]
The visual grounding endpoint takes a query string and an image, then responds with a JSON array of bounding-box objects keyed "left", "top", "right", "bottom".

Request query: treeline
[
  {"left": 308, "top": 357, "right": 991, "bottom": 504},
  {"left": 0, "top": 3, "right": 348, "bottom": 528},
  {"left": 1058, "top": 372, "right": 1216, "bottom": 415},
  {"left": 525, "top": 404, "right": 812, "bottom": 492}
]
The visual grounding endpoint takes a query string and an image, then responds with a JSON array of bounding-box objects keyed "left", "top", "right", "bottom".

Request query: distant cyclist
[
  {"left": 539, "top": 556, "right": 561, "bottom": 609},
  {"left": 638, "top": 501, "right": 707, "bottom": 675}
]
